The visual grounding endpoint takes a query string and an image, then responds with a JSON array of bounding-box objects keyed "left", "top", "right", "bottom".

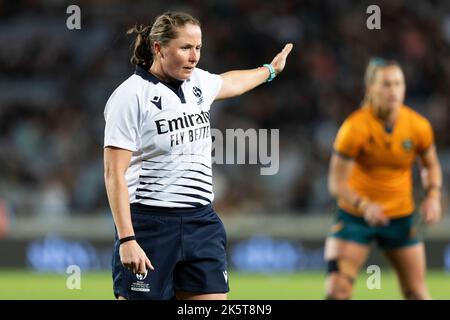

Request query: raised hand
[{"left": 270, "top": 43, "right": 294, "bottom": 75}]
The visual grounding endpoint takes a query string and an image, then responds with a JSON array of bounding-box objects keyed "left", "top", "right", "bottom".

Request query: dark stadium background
[{"left": 0, "top": 0, "right": 449, "bottom": 299}]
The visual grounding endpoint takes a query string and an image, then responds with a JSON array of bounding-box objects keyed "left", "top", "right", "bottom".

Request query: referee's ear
[{"left": 154, "top": 42, "right": 163, "bottom": 59}]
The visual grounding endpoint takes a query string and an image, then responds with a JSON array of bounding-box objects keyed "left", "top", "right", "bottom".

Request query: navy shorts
[{"left": 112, "top": 204, "right": 229, "bottom": 300}]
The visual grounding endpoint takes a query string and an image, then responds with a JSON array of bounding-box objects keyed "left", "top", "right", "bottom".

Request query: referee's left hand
[{"left": 270, "top": 43, "right": 294, "bottom": 75}]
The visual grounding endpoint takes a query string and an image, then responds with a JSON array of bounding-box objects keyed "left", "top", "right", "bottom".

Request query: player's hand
[
  {"left": 420, "top": 195, "right": 441, "bottom": 224},
  {"left": 270, "top": 43, "right": 293, "bottom": 75},
  {"left": 362, "top": 202, "right": 389, "bottom": 226},
  {"left": 119, "top": 240, "right": 154, "bottom": 275}
]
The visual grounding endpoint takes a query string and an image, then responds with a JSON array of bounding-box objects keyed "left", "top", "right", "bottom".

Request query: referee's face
[{"left": 159, "top": 23, "right": 202, "bottom": 81}]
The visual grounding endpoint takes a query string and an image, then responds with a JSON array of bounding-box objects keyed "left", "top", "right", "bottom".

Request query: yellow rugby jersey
[{"left": 333, "top": 105, "right": 434, "bottom": 218}]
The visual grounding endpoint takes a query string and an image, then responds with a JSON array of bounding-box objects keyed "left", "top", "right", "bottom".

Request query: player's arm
[
  {"left": 215, "top": 43, "right": 293, "bottom": 100},
  {"left": 104, "top": 146, "right": 153, "bottom": 274},
  {"left": 328, "top": 152, "right": 388, "bottom": 226},
  {"left": 418, "top": 145, "right": 442, "bottom": 224},
  {"left": 328, "top": 153, "right": 358, "bottom": 207},
  {"left": 328, "top": 153, "right": 373, "bottom": 213},
  {"left": 419, "top": 145, "right": 442, "bottom": 192}
]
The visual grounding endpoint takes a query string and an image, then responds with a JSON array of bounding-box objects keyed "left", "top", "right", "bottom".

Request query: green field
[{"left": 0, "top": 270, "right": 449, "bottom": 300}]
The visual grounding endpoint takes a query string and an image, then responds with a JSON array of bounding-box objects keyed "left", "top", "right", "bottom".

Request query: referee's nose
[{"left": 189, "top": 48, "right": 199, "bottom": 64}]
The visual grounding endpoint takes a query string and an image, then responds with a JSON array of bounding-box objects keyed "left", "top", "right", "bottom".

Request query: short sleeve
[
  {"left": 104, "top": 85, "right": 141, "bottom": 152},
  {"left": 415, "top": 117, "right": 434, "bottom": 154},
  {"left": 194, "top": 68, "right": 223, "bottom": 105},
  {"left": 333, "top": 118, "right": 365, "bottom": 159}
]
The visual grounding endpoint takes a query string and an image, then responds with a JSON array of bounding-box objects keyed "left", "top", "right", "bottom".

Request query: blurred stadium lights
[
  {"left": 231, "top": 235, "right": 325, "bottom": 273},
  {"left": 0, "top": 214, "right": 447, "bottom": 272},
  {"left": 26, "top": 234, "right": 111, "bottom": 273},
  {"left": 444, "top": 244, "right": 450, "bottom": 273}
]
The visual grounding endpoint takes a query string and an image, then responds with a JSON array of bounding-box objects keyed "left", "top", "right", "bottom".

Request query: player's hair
[
  {"left": 127, "top": 11, "right": 200, "bottom": 69},
  {"left": 362, "top": 57, "right": 402, "bottom": 106}
]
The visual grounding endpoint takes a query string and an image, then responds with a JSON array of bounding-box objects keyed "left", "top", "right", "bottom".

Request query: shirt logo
[
  {"left": 193, "top": 86, "right": 204, "bottom": 105},
  {"left": 402, "top": 139, "right": 413, "bottom": 152},
  {"left": 151, "top": 96, "right": 162, "bottom": 110}
]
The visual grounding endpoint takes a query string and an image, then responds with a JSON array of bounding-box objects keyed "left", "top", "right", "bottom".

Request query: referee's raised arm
[{"left": 215, "top": 43, "right": 293, "bottom": 100}]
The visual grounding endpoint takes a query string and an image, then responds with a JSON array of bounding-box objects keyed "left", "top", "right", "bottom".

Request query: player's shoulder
[
  {"left": 342, "top": 106, "right": 371, "bottom": 127},
  {"left": 336, "top": 107, "right": 370, "bottom": 139},
  {"left": 401, "top": 105, "right": 433, "bottom": 135},
  {"left": 401, "top": 105, "right": 430, "bottom": 124},
  {"left": 341, "top": 107, "right": 374, "bottom": 137}
]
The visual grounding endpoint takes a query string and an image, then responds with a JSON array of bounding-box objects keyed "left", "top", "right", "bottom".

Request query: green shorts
[{"left": 329, "top": 207, "right": 422, "bottom": 250}]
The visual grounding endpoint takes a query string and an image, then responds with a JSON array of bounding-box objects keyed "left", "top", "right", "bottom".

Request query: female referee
[
  {"left": 103, "top": 11, "right": 293, "bottom": 300},
  {"left": 324, "top": 58, "right": 442, "bottom": 300}
]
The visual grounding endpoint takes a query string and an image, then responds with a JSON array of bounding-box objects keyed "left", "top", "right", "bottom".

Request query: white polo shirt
[{"left": 104, "top": 66, "right": 222, "bottom": 208}]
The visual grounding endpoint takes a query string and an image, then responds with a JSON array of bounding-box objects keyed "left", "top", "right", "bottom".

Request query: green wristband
[{"left": 263, "top": 64, "right": 276, "bottom": 82}]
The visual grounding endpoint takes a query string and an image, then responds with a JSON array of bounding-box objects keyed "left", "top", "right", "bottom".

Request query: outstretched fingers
[
  {"left": 281, "top": 43, "right": 293, "bottom": 57},
  {"left": 271, "top": 43, "right": 294, "bottom": 74}
]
